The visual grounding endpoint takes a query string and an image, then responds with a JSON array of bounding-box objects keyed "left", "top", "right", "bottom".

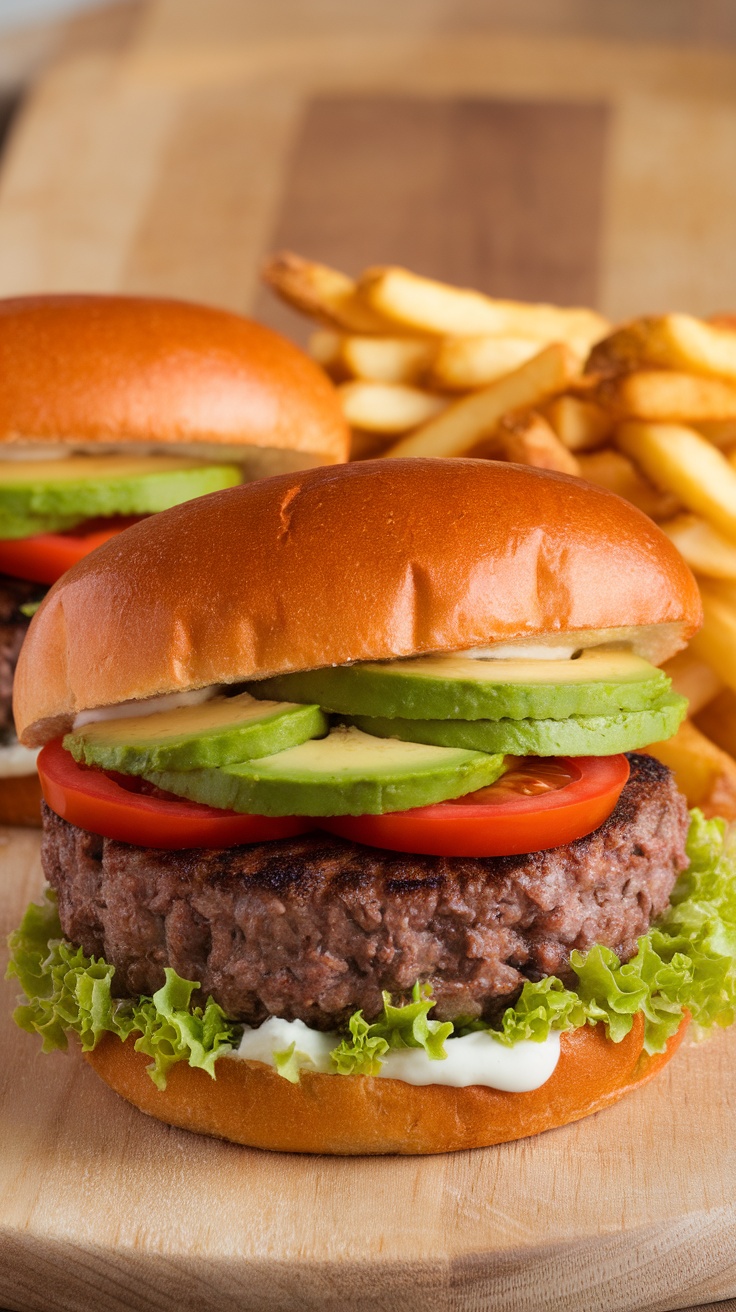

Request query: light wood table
[{"left": 2, "top": 0, "right": 736, "bottom": 325}]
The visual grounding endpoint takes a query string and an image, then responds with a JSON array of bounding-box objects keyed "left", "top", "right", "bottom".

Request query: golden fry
[
  {"left": 308, "top": 330, "right": 344, "bottom": 375},
  {"left": 661, "top": 649, "right": 722, "bottom": 716},
  {"left": 543, "top": 394, "right": 613, "bottom": 451},
  {"left": 383, "top": 343, "right": 577, "bottom": 459},
  {"left": 596, "top": 371, "right": 736, "bottom": 421},
  {"left": 659, "top": 514, "right": 736, "bottom": 578},
  {"left": 261, "top": 251, "right": 394, "bottom": 333},
  {"left": 689, "top": 585, "right": 736, "bottom": 692},
  {"left": 587, "top": 313, "right": 736, "bottom": 382},
  {"left": 693, "top": 420, "right": 736, "bottom": 450},
  {"left": 338, "top": 381, "right": 447, "bottom": 434},
  {"left": 616, "top": 422, "right": 736, "bottom": 541},
  {"left": 647, "top": 719, "right": 736, "bottom": 820},
  {"left": 430, "top": 336, "right": 542, "bottom": 391},
  {"left": 340, "top": 336, "right": 435, "bottom": 385},
  {"left": 358, "top": 266, "right": 608, "bottom": 354},
  {"left": 576, "top": 448, "right": 680, "bottom": 519},
  {"left": 694, "top": 687, "right": 736, "bottom": 762},
  {"left": 496, "top": 411, "right": 580, "bottom": 475}
]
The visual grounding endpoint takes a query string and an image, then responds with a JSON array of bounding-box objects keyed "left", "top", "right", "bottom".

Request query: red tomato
[
  {"left": 0, "top": 517, "right": 142, "bottom": 585},
  {"left": 321, "top": 756, "right": 630, "bottom": 857},
  {"left": 37, "top": 738, "right": 314, "bottom": 850}
]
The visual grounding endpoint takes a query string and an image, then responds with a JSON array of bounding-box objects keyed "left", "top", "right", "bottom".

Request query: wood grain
[
  {"left": 253, "top": 97, "right": 609, "bottom": 344},
  {"left": 1, "top": 829, "right": 736, "bottom": 1312},
  {"left": 0, "top": 53, "right": 177, "bottom": 296}
]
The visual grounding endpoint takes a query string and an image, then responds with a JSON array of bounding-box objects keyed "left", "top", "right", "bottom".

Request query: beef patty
[
  {"left": 42, "top": 753, "right": 689, "bottom": 1030},
  {"left": 0, "top": 574, "right": 45, "bottom": 738}
]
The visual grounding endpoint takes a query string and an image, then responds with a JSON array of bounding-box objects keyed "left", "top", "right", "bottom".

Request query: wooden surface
[
  {"left": 0, "top": 827, "right": 735, "bottom": 1312},
  {"left": 2, "top": 2, "right": 736, "bottom": 322}
]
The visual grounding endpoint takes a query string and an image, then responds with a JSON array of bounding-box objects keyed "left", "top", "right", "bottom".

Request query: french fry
[
  {"left": 689, "top": 585, "right": 736, "bottom": 692},
  {"left": 308, "top": 329, "right": 343, "bottom": 372},
  {"left": 543, "top": 394, "right": 613, "bottom": 451},
  {"left": 576, "top": 449, "right": 680, "bottom": 519},
  {"left": 616, "top": 421, "right": 736, "bottom": 541},
  {"left": 261, "top": 251, "right": 395, "bottom": 333},
  {"left": 430, "top": 336, "right": 542, "bottom": 391},
  {"left": 596, "top": 371, "right": 736, "bottom": 422},
  {"left": 383, "top": 343, "right": 577, "bottom": 459},
  {"left": 659, "top": 513, "right": 736, "bottom": 578},
  {"left": 587, "top": 313, "right": 736, "bottom": 382},
  {"left": 662, "top": 649, "right": 722, "bottom": 716},
  {"left": 694, "top": 420, "right": 736, "bottom": 450},
  {"left": 694, "top": 687, "right": 736, "bottom": 762},
  {"left": 340, "top": 336, "right": 435, "bottom": 385},
  {"left": 357, "top": 266, "right": 609, "bottom": 354},
  {"left": 496, "top": 410, "right": 580, "bottom": 475},
  {"left": 647, "top": 719, "right": 736, "bottom": 820},
  {"left": 338, "top": 381, "right": 448, "bottom": 434}
]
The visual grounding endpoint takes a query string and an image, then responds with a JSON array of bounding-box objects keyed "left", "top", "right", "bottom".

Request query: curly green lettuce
[
  {"left": 6, "top": 811, "right": 736, "bottom": 1085},
  {"left": 331, "top": 982, "right": 454, "bottom": 1075},
  {"left": 6, "top": 890, "right": 238, "bottom": 1088}
]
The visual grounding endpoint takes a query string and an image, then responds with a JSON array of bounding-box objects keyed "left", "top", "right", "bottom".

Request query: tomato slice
[
  {"left": 0, "top": 517, "right": 142, "bottom": 586},
  {"left": 321, "top": 755, "right": 630, "bottom": 857},
  {"left": 37, "top": 738, "right": 314, "bottom": 850}
]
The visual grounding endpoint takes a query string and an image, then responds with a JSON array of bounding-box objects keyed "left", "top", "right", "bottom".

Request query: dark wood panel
[{"left": 255, "top": 96, "right": 609, "bottom": 342}]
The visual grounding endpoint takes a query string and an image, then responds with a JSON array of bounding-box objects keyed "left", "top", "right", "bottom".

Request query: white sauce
[
  {"left": 231, "top": 1015, "right": 560, "bottom": 1091},
  {"left": 0, "top": 741, "right": 40, "bottom": 777},
  {"left": 459, "top": 643, "right": 578, "bottom": 660},
  {"left": 72, "top": 685, "right": 220, "bottom": 731}
]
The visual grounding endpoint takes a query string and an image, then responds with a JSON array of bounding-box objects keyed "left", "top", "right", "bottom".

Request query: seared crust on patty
[{"left": 42, "top": 754, "right": 689, "bottom": 1029}]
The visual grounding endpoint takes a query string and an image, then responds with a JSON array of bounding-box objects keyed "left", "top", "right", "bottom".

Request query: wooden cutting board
[{"left": 1, "top": 827, "right": 736, "bottom": 1312}]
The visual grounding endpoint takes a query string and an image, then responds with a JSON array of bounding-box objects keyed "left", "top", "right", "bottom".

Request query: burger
[
  {"left": 8, "top": 459, "right": 736, "bottom": 1155},
  {"left": 0, "top": 293, "right": 348, "bottom": 824}
]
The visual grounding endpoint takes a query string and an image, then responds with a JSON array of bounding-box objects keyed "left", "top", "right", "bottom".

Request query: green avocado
[
  {"left": 345, "top": 692, "right": 687, "bottom": 758},
  {"left": 246, "top": 650, "right": 671, "bottom": 722},
  {"left": 0, "top": 455, "right": 241, "bottom": 538},
  {"left": 143, "top": 725, "right": 507, "bottom": 816},
  {"left": 64, "top": 694, "right": 327, "bottom": 774}
]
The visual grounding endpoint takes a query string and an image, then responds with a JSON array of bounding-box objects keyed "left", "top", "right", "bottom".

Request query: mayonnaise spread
[
  {"left": 0, "top": 741, "right": 40, "bottom": 778},
  {"left": 72, "top": 685, "right": 220, "bottom": 731},
  {"left": 231, "top": 1016, "right": 560, "bottom": 1091},
  {"left": 460, "top": 643, "right": 578, "bottom": 660}
]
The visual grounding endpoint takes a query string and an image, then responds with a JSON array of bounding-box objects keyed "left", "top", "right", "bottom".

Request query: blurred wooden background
[{"left": 1, "top": 0, "right": 736, "bottom": 344}]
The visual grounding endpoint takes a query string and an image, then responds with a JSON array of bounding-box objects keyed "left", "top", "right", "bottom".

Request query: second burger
[{"left": 0, "top": 293, "right": 348, "bottom": 823}]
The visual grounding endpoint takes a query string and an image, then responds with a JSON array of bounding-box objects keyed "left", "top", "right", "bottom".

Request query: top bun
[
  {"left": 15, "top": 459, "right": 702, "bottom": 744},
  {"left": 0, "top": 294, "right": 348, "bottom": 475}
]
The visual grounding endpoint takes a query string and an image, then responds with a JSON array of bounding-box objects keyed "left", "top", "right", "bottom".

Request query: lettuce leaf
[
  {"left": 7, "top": 811, "right": 736, "bottom": 1084},
  {"left": 332, "top": 810, "right": 736, "bottom": 1068},
  {"left": 6, "top": 890, "right": 239, "bottom": 1087},
  {"left": 330, "top": 982, "right": 454, "bottom": 1075}
]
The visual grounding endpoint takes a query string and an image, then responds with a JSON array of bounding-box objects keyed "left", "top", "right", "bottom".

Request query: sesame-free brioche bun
[
  {"left": 85, "top": 1012, "right": 687, "bottom": 1154},
  {"left": 15, "top": 459, "right": 702, "bottom": 745},
  {"left": 0, "top": 294, "right": 348, "bottom": 475}
]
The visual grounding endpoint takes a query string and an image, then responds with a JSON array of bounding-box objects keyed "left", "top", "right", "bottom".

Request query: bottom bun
[
  {"left": 85, "top": 1013, "right": 688, "bottom": 1155},
  {"left": 0, "top": 772, "right": 42, "bottom": 827}
]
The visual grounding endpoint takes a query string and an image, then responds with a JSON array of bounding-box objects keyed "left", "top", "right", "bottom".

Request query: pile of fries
[{"left": 263, "top": 252, "right": 736, "bottom": 819}]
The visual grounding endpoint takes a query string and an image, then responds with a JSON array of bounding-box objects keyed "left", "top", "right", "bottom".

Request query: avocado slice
[
  {"left": 0, "top": 456, "right": 241, "bottom": 538},
  {"left": 246, "top": 650, "right": 670, "bottom": 722},
  {"left": 345, "top": 692, "right": 687, "bottom": 758},
  {"left": 144, "top": 725, "right": 507, "bottom": 816},
  {"left": 64, "top": 694, "right": 327, "bottom": 774}
]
